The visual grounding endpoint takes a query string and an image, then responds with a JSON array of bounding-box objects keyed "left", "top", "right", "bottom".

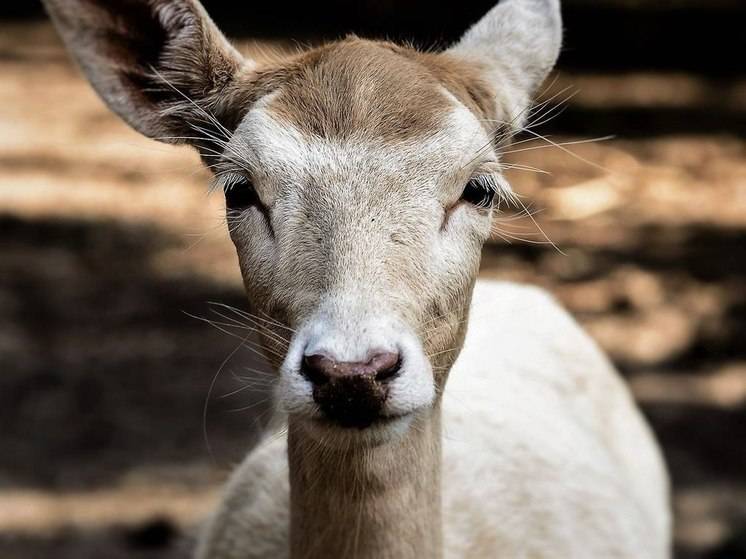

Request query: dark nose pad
[{"left": 302, "top": 352, "right": 401, "bottom": 428}]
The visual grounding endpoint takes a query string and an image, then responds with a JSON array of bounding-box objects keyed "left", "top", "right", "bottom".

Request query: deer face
[
  {"left": 44, "top": 0, "right": 561, "bottom": 441},
  {"left": 220, "top": 41, "right": 504, "bottom": 435}
]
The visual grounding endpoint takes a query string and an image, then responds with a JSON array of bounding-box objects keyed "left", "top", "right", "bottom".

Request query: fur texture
[{"left": 43, "top": 0, "right": 672, "bottom": 557}]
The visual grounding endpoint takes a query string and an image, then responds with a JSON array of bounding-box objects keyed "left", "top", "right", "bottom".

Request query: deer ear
[
  {"left": 42, "top": 0, "right": 251, "bottom": 145},
  {"left": 447, "top": 0, "right": 562, "bottom": 129}
]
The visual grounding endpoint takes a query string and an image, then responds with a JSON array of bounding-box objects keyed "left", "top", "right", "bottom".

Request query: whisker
[
  {"left": 185, "top": 312, "right": 287, "bottom": 360},
  {"left": 209, "top": 302, "right": 296, "bottom": 334},
  {"left": 228, "top": 397, "right": 271, "bottom": 413},
  {"left": 500, "top": 134, "right": 615, "bottom": 158},
  {"left": 209, "top": 308, "right": 292, "bottom": 347},
  {"left": 202, "top": 332, "right": 252, "bottom": 463},
  {"left": 500, "top": 162, "right": 551, "bottom": 175},
  {"left": 219, "top": 375, "right": 274, "bottom": 400}
]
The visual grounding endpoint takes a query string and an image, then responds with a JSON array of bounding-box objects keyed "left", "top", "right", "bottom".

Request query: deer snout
[
  {"left": 277, "top": 311, "right": 435, "bottom": 434},
  {"left": 302, "top": 352, "right": 401, "bottom": 428}
]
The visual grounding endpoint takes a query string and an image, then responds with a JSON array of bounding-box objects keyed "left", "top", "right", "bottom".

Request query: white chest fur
[{"left": 196, "top": 280, "right": 670, "bottom": 559}]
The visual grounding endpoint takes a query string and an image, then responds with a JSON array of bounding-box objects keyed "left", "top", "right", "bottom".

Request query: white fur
[
  {"left": 275, "top": 299, "right": 436, "bottom": 423},
  {"left": 228, "top": 88, "right": 496, "bottom": 189},
  {"left": 197, "top": 280, "right": 671, "bottom": 559},
  {"left": 449, "top": 0, "right": 563, "bottom": 128},
  {"left": 226, "top": 94, "right": 497, "bottom": 425}
]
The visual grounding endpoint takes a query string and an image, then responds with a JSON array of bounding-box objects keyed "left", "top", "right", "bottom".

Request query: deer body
[{"left": 43, "top": 0, "right": 671, "bottom": 557}]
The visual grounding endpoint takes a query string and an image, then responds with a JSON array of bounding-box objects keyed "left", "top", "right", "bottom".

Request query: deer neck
[{"left": 287, "top": 407, "right": 443, "bottom": 559}]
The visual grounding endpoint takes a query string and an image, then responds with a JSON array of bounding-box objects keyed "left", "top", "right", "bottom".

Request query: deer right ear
[
  {"left": 447, "top": 0, "right": 563, "bottom": 132},
  {"left": 42, "top": 0, "right": 253, "bottom": 146}
]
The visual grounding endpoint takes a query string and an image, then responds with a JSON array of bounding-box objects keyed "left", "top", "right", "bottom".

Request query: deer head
[{"left": 44, "top": 0, "right": 562, "bottom": 444}]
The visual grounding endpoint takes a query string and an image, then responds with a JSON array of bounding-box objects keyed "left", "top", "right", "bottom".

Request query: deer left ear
[
  {"left": 446, "top": 0, "right": 562, "bottom": 131},
  {"left": 42, "top": 0, "right": 253, "bottom": 147}
]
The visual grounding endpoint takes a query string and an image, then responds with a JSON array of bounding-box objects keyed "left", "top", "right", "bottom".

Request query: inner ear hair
[{"left": 42, "top": 0, "right": 252, "bottom": 146}]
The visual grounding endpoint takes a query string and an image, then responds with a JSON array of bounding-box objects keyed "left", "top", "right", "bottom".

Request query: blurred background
[{"left": 1, "top": 0, "right": 745, "bottom": 557}]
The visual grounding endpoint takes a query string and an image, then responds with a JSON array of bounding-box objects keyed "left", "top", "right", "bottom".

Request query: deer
[{"left": 43, "top": 0, "right": 671, "bottom": 557}]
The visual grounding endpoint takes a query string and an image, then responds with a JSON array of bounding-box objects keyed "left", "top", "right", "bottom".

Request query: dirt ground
[{"left": 1, "top": 21, "right": 745, "bottom": 559}]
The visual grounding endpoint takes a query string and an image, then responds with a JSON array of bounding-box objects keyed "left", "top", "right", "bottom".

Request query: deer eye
[
  {"left": 461, "top": 176, "right": 496, "bottom": 209},
  {"left": 224, "top": 177, "right": 259, "bottom": 211}
]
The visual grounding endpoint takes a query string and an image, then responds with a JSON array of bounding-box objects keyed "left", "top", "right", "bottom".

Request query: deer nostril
[
  {"left": 301, "top": 354, "right": 332, "bottom": 386},
  {"left": 371, "top": 353, "right": 401, "bottom": 382}
]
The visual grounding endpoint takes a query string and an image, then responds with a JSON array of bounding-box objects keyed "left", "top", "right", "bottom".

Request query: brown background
[{"left": 1, "top": 1, "right": 745, "bottom": 558}]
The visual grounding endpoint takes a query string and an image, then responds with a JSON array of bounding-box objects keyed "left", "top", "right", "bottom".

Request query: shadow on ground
[{"left": 0, "top": 215, "right": 273, "bottom": 491}]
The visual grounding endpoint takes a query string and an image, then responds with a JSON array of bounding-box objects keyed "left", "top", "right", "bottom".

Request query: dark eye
[
  {"left": 461, "top": 176, "right": 496, "bottom": 209},
  {"left": 224, "top": 177, "right": 259, "bottom": 211}
]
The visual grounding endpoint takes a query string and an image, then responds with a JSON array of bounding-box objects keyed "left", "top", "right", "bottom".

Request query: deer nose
[
  {"left": 301, "top": 351, "right": 401, "bottom": 428},
  {"left": 302, "top": 352, "right": 401, "bottom": 384}
]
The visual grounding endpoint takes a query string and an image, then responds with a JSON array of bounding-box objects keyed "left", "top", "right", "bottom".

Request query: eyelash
[
  {"left": 218, "top": 173, "right": 262, "bottom": 212},
  {"left": 217, "top": 171, "right": 504, "bottom": 220},
  {"left": 218, "top": 173, "right": 275, "bottom": 235},
  {"left": 461, "top": 175, "right": 499, "bottom": 209}
]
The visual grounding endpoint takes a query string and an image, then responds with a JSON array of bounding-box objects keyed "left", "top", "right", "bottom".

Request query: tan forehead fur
[{"left": 246, "top": 37, "right": 496, "bottom": 142}]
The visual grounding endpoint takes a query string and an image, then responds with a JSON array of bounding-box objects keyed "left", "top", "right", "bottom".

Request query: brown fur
[
  {"left": 415, "top": 50, "right": 498, "bottom": 125},
  {"left": 249, "top": 37, "right": 497, "bottom": 142}
]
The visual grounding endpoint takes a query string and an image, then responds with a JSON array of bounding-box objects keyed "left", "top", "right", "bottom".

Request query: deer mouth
[
  {"left": 311, "top": 373, "right": 390, "bottom": 429},
  {"left": 301, "top": 410, "right": 415, "bottom": 448},
  {"left": 312, "top": 411, "right": 410, "bottom": 431}
]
